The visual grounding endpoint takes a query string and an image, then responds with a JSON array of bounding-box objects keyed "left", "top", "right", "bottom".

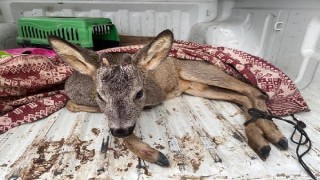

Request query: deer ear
[
  {"left": 48, "top": 36, "right": 99, "bottom": 76},
  {"left": 134, "top": 29, "right": 173, "bottom": 70}
]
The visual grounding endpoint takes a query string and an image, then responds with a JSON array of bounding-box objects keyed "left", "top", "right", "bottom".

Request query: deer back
[{"left": 144, "top": 57, "right": 180, "bottom": 106}]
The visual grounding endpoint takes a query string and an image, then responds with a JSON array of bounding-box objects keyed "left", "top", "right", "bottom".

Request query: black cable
[
  {"left": 245, "top": 108, "right": 317, "bottom": 180},
  {"left": 290, "top": 115, "right": 315, "bottom": 180}
]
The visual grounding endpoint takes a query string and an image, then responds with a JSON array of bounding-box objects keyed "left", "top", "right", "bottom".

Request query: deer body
[{"left": 49, "top": 30, "right": 288, "bottom": 166}]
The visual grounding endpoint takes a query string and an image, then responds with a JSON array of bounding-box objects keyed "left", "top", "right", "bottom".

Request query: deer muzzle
[{"left": 110, "top": 124, "right": 135, "bottom": 138}]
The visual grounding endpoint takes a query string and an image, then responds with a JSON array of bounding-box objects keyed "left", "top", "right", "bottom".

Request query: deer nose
[{"left": 110, "top": 125, "right": 135, "bottom": 138}]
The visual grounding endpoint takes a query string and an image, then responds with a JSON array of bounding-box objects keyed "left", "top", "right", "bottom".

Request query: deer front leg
[
  {"left": 66, "top": 101, "right": 169, "bottom": 166},
  {"left": 123, "top": 134, "right": 170, "bottom": 167},
  {"left": 183, "top": 81, "right": 287, "bottom": 159},
  {"left": 66, "top": 100, "right": 102, "bottom": 113}
]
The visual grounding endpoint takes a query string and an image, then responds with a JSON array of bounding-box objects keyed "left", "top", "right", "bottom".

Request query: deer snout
[{"left": 110, "top": 124, "right": 136, "bottom": 138}]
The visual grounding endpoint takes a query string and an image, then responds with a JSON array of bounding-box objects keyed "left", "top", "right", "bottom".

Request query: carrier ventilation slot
[
  {"left": 21, "top": 26, "right": 79, "bottom": 41},
  {"left": 93, "top": 25, "right": 111, "bottom": 35}
]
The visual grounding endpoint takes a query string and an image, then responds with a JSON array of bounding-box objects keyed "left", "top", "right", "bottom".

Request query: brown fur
[{"left": 49, "top": 29, "right": 288, "bottom": 165}]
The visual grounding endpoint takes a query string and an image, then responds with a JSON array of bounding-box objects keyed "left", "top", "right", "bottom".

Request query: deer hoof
[
  {"left": 258, "top": 145, "right": 271, "bottom": 160},
  {"left": 155, "top": 152, "right": 170, "bottom": 167},
  {"left": 276, "top": 137, "right": 288, "bottom": 150}
]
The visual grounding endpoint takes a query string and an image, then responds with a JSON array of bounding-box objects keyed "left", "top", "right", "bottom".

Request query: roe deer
[{"left": 49, "top": 29, "right": 288, "bottom": 166}]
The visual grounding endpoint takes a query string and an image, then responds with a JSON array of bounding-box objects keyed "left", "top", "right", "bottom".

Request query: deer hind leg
[
  {"left": 66, "top": 100, "right": 102, "bottom": 113},
  {"left": 177, "top": 60, "right": 267, "bottom": 104},
  {"left": 251, "top": 99, "right": 288, "bottom": 150},
  {"left": 183, "top": 81, "right": 271, "bottom": 159},
  {"left": 179, "top": 62, "right": 288, "bottom": 159}
]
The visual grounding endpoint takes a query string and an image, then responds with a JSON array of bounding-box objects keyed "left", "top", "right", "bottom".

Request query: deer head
[{"left": 49, "top": 30, "right": 173, "bottom": 138}]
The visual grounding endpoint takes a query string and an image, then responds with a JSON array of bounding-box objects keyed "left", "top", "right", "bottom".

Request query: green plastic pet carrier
[{"left": 16, "top": 17, "right": 120, "bottom": 50}]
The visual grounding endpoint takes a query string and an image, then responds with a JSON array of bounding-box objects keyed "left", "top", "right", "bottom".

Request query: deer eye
[
  {"left": 135, "top": 90, "right": 144, "bottom": 100},
  {"left": 96, "top": 92, "right": 104, "bottom": 101}
]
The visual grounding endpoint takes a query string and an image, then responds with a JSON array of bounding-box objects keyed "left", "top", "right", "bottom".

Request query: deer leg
[
  {"left": 123, "top": 134, "right": 170, "bottom": 167},
  {"left": 66, "top": 100, "right": 102, "bottom": 113},
  {"left": 177, "top": 60, "right": 267, "bottom": 103},
  {"left": 182, "top": 80, "right": 287, "bottom": 159},
  {"left": 178, "top": 61, "right": 288, "bottom": 150},
  {"left": 250, "top": 99, "right": 288, "bottom": 150},
  {"left": 66, "top": 100, "right": 170, "bottom": 166}
]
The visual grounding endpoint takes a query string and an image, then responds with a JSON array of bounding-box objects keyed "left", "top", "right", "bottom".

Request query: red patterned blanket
[
  {"left": 0, "top": 52, "right": 73, "bottom": 133},
  {"left": 0, "top": 42, "right": 309, "bottom": 134}
]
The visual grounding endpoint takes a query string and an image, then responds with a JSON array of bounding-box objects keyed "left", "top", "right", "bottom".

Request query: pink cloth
[{"left": 5, "top": 48, "right": 56, "bottom": 57}]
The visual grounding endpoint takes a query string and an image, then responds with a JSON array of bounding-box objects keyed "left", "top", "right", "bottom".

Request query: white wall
[{"left": 190, "top": 0, "right": 320, "bottom": 89}]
